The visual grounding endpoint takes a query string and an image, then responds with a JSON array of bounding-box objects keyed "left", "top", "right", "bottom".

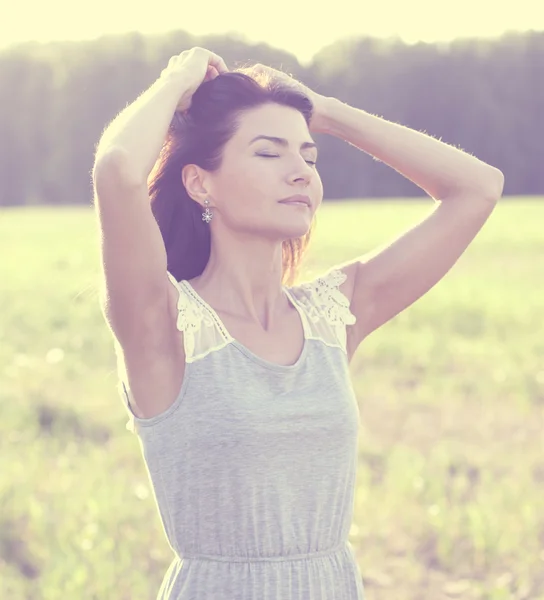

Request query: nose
[{"left": 289, "top": 157, "right": 314, "bottom": 184}]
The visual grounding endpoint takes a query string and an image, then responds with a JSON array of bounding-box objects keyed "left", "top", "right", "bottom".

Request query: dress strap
[
  {"left": 167, "top": 271, "right": 230, "bottom": 362},
  {"left": 290, "top": 268, "right": 356, "bottom": 354}
]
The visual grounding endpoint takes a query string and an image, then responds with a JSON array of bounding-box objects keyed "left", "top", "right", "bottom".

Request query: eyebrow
[{"left": 249, "top": 135, "right": 318, "bottom": 152}]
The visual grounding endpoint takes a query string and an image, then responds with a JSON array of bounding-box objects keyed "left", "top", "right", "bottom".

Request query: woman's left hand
[{"left": 250, "top": 63, "right": 331, "bottom": 134}]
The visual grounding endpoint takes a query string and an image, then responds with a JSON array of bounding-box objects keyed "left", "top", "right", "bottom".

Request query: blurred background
[
  {"left": 1, "top": 0, "right": 543, "bottom": 598},
  {"left": 0, "top": 0, "right": 543, "bottom": 205}
]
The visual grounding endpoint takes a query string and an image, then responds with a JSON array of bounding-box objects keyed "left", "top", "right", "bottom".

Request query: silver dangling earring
[{"left": 202, "top": 198, "right": 213, "bottom": 224}]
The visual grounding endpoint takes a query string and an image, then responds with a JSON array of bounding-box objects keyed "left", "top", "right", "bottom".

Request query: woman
[{"left": 92, "top": 47, "right": 504, "bottom": 599}]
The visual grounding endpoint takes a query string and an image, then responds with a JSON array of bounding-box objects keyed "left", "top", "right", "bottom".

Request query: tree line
[{"left": 0, "top": 29, "right": 541, "bottom": 207}]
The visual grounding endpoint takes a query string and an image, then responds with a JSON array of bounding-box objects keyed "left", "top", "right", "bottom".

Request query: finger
[
  {"left": 204, "top": 66, "right": 219, "bottom": 81},
  {"left": 209, "top": 53, "right": 229, "bottom": 73}
]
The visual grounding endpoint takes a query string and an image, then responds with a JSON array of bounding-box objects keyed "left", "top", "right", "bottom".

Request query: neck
[{"left": 195, "top": 229, "right": 289, "bottom": 330}]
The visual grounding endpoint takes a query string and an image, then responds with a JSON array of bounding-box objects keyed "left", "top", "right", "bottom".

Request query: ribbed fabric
[{"left": 117, "top": 268, "right": 365, "bottom": 599}]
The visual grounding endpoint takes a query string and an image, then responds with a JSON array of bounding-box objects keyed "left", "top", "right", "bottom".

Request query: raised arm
[{"left": 93, "top": 47, "right": 228, "bottom": 348}]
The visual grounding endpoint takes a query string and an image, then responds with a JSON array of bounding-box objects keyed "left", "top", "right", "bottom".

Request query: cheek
[
  {"left": 311, "top": 174, "right": 324, "bottom": 203},
  {"left": 218, "top": 163, "right": 270, "bottom": 202},
  {"left": 212, "top": 170, "right": 267, "bottom": 221}
]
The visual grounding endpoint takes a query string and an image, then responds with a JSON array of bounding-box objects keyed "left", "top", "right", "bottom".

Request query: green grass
[{"left": 1, "top": 198, "right": 543, "bottom": 600}]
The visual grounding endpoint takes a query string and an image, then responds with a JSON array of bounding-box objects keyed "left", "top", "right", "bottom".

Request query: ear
[{"left": 182, "top": 163, "right": 210, "bottom": 206}]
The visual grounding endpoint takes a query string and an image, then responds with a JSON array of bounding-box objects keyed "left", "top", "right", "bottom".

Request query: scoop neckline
[{"left": 180, "top": 279, "right": 310, "bottom": 372}]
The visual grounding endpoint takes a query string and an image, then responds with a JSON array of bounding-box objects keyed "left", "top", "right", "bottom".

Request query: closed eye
[{"left": 256, "top": 153, "right": 317, "bottom": 166}]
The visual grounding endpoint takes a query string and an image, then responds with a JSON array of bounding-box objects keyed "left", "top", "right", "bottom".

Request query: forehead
[{"left": 234, "top": 103, "right": 310, "bottom": 142}]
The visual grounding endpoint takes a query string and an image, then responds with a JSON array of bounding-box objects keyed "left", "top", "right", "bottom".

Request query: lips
[{"left": 278, "top": 194, "right": 311, "bottom": 207}]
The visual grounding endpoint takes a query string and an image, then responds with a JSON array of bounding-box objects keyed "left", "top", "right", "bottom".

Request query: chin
[
  {"left": 278, "top": 222, "right": 312, "bottom": 240},
  {"left": 252, "top": 211, "right": 315, "bottom": 241}
]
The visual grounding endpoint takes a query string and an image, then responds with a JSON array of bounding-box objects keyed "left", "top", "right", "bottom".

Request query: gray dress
[{"left": 117, "top": 268, "right": 365, "bottom": 599}]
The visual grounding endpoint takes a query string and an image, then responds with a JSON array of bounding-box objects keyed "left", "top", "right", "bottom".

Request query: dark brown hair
[{"left": 148, "top": 65, "right": 317, "bottom": 287}]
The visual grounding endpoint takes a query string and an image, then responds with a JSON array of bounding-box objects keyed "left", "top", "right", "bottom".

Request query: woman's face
[{"left": 205, "top": 103, "right": 323, "bottom": 241}]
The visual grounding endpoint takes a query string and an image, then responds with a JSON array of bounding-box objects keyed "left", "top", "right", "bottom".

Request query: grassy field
[{"left": 1, "top": 198, "right": 543, "bottom": 600}]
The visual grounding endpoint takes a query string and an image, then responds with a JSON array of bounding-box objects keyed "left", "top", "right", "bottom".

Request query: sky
[{"left": 1, "top": 0, "right": 542, "bottom": 64}]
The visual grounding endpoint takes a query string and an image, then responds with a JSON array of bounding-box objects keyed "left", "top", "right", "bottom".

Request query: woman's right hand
[{"left": 160, "top": 47, "right": 229, "bottom": 113}]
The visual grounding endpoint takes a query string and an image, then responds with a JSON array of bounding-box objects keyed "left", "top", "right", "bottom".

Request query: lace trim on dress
[
  {"left": 165, "top": 269, "right": 356, "bottom": 362},
  {"left": 299, "top": 269, "right": 356, "bottom": 328},
  {"left": 167, "top": 272, "right": 219, "bottom": 361}
]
